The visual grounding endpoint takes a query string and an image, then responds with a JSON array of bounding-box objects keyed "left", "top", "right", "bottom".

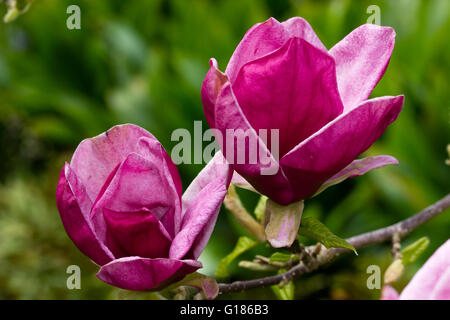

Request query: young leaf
[
  {"left": 401, "top": 237, "right": 430, "bottom": 265},
  {"left": 3, "top": 0, "right": 34, "bottom": 23},
  {"left": 215, "top": 236, "right": 258, "bottom": 278},
  {"left": 269, "top": 252, "right": 298, "bottom": 264},
  {"left": 298, "top": 217, "right": 357, "bottom": 254},
  {"left": 254, "top": 195, "right": 268, "bottom": 221},
  {"left": 271, "top": 269, "right": 294, "bottom": 300},
  {"left": 238, "top": 261, "right": 277, "bottom": 272}
]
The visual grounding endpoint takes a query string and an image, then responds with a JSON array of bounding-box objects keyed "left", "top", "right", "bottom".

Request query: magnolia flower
[
  {"left": 382, "top": 239, "right": 450, "bottom": 300},
  {"left": 201, "top": 17, "right": 404, "bottom": 206},
  {"left": 56, "top": 124, "right": 231, "bottom": 291}
]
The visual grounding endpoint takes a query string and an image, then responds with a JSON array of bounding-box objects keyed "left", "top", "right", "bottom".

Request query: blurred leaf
[
  {"left": 298, "top": 217, "right": 357, "bottom": 254},
  {"left": 254, "top": 195, "right": 267, "bottom": 221},
  {"left": 271, "top": 269, "right": 294, "bottom": 300},
  {"left": 3, "top": 0, "right": 34, "bottom": 23},
  {"left": 402, "top": 237, "right": 430, "bottom": 265},
  {"left": 215, "top": 236, "right": 257, "bottom": 278},
  {"left": 269, "top": 252, "right": 298, "bottom": 264},
  {"left": 238, "top": 261, "right": 277, "bottom": 272}
]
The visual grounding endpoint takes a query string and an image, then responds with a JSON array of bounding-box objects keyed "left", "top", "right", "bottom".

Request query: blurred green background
[{"left": 0, "top": 0, "right": 448, "bottom": 299}]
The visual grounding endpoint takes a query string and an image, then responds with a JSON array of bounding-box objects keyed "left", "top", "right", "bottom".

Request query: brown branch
[{"left": 218, "top": 193, "right": 450, "bottom": 295}]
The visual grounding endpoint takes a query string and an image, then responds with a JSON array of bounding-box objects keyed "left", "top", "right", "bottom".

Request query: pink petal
[
  {"left": 103, "top": 208, "right": 172, "bottom": 259},
  {"left": 213, "top": 79, "right": 295, "bottom": 205},
  {"left": 400, "top": 240, "right": 450, "bottom": 300},
  {"left": 381, "top": 285, "right": 400, "bottom": 300},
  {"left": 280, "top": 95, "right": 404, "bottom": 201},
  {"left": 281, "top": 17, "right": 327, "bottom": 51},
  {"left": 70, "top": 124, "right": 182, "bottom": 202},
  {"left": 96, "top": 257, "right": 202, "bottom": 291},
  {"left": 280, "top": 96, "right": 404, "bottom": 199},
  {"left": 314, "top": 155, "right": 399, "bottom": 196},
  {"left": 429, "top": 268, "right": 450, "bottom": 300},
  {"left": 90, "top": 152, "right": 181, "bottom": 245},
  {"left": 56, "top": 163, "right": 114, "bottom": 265},
  {"left": 226, "top": 17, "right": 326, "bottom": 83},
  {"left": 232, "top": 37, "right": 343, "bottom": 157},
  {"left": 170, "top": 152, "right": 232, "bottom": 260},
  {"left": 231, "top": 172, "right": 258, "bottom": 193},
  {"left": 201, "top": 58, "right": 229, "bottom": 128},
  {"left": 330, "top": 24, "right": 396, "bottom": 111}
]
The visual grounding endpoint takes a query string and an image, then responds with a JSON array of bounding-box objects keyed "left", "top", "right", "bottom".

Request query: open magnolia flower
[
  {"left": 382, "top": 239, "right": 450, "bottom": 300},
  {"left": 202, "top": 17, "right": 404, "bottom": 206},
  {"left": 56, "top": 124, "right": 232, "bottom": 291}
]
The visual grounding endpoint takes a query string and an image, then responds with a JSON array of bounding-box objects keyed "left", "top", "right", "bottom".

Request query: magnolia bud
[{"left": 384, "top": 259, "right": 405, "bottom": 284}]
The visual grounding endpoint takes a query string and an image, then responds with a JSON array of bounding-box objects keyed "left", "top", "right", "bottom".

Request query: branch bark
[{"left": 218, "top": 193, "right": 450, "bottom": 295}]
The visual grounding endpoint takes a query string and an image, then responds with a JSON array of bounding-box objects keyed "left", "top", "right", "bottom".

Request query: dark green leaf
[
  {"left": 271, "top": 269, "right": 294, "bottom": 300},
  {"left": 402, "top": 237, "right": 430, "bottom": 265},
  {"left": 215, "top": 236, "right": 258, "bottom": 278},
  {"left": 254, "top": 195, "right": 268, "bottom": 221},
  {"left": 298, "top": 217, "right": 357, "bottom": 254},
  {"left": 269, "top": 252, "right": 298, "bottom": 264}
]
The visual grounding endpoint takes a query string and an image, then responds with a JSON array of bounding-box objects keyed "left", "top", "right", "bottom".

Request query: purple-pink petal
[
  {"left": 170, "top": 152, "right": 232, "bottom": 260},
  {"left": 213, "top": 81, "right": 295, "bottom": 205},
  {"left": 232, "top": 37, "right": 343, "bottom": 156},
  {"left": 400, "top": 240, "right": 450, "bottom": 300},
  {"left": 70, "top": 124, "right": 160, "bottom": 202},
  {"left": 381, "top": 285, "right": 400, "bottom": 300},
  {"left": 280, "top": 95, "right": 404, "bottom": 201},
  {"left": 429, "top": 268, "right": 450, "bottom": 300},
  {"left": 230, "top": 172, "right": 258, "bottom": 193},
  {"left": 103, "top": 208, "right": 172, "bottom": 259},
  {"left": 90, "top": 152, "right": 181, "bottom": 243},
  {"left": 226, "top": 17, "right": 326, "bottom": 83},
  {"left": 96, "top": 257, "right": 202, "bottom": 291},
  {"left": 330, "top": 24, "right": 396, "bottom": 111},
  {"left": 56, "top": 163, "right": 114, "bottom": 265},
  {"left": 137, "top": 136, "right": 183, "bottom": 199},
  {"left": 314, "top": 155, "right": 399, "bottom": 196},
  {"left": 281, "top": 17, "right": 327, "bottom": 51},
  {"left": 201, "top": 58, "right": 229, "bottom": 128}
]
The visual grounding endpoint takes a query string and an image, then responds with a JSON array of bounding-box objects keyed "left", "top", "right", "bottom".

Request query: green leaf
[
  {"left": 298, "top": 217, "right": 357, "bottom": 254},
  {"left": 215, "top": 236, "right": 258, "bottom": 278},
  {"left": 271, "top": 269, "right": 294, "bottom": 300},
  {"left": 269, "top": 252, "right": 298, "bottom": 264},
  {"left": 402, "top": 237, "right": 430, "bottom": 265},
  {"left": 3, "top": 0, "right": 34, "bottom": 23},
  {"left": 254, "top": 195, "right": 268, "bottom": 221},
  {"left": 238, "top": 261, "right": 277, "bottom": 272}
]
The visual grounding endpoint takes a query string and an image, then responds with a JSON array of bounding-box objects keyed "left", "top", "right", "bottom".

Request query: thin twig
[
  {"left": 218, "top": 193, "right": 450, "bottom": 295},
  {"left": 391, "top": 229, "right": 402, "bottom": 259}
]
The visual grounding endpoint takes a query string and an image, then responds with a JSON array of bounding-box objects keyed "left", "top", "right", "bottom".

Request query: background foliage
[{"left": 0, "top": 0, "right": 448, "bottom": 299}]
